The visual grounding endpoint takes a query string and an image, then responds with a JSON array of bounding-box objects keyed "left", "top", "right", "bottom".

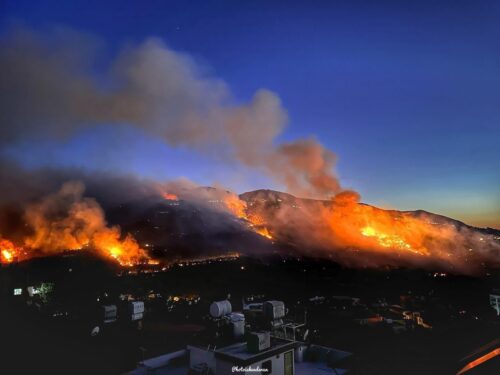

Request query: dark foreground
[{"left": 1, "top": 254, "right": 499, "bottom": 374}]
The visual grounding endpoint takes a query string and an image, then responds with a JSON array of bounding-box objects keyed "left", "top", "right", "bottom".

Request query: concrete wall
[
  {"left": 216, "top": 350, "right": 294, "bottom": 375},
  {"left": 188, "top": 345, "right": 216, "bottom": 373}
]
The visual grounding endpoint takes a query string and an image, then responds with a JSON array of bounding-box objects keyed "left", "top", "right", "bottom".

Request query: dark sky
[{"left": 1, "top": 0, "right": 499, "bottom": 227}]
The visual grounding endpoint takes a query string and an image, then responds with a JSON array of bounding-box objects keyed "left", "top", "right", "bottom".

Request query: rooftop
[
  {"left": 295, "top": 362, "right": 349, "bottom": 375},
  {"left": 213, "top": 337, "right": 297, "bottom": 366}
]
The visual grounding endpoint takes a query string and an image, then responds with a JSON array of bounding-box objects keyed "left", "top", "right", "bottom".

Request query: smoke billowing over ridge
[
  {"left": 0, "top": 26, "right": 341, "bottom": 198},
  {"left": 241, "top": 189, "right": 500, "bottom": 275}
]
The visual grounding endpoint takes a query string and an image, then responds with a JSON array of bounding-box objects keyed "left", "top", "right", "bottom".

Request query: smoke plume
[{"left": 0, "top": 26, "right": 341, "bottom": 198}]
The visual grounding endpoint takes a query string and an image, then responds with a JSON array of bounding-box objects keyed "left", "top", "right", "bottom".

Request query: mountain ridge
[{"left": 239, "top": 188, "right": 500, "bottom": 234}]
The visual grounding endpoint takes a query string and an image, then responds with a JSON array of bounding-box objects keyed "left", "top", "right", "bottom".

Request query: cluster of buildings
[
  {"left": 304, "top": 294, "right": 433, "bottom": 335},
  {"left": 4, "top": 257, "right": 499, "bottom": 374}
]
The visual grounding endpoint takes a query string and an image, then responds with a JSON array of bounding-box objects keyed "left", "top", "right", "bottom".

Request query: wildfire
[
  {"left": 322, "top": 191, "right": 434, "bottom": 257},
  {"left": 222, "top": 194, "right": 247, "bottom": 219},
  {"left": 255, "top": 227, "right": 273, "bottom": 239},
  {"left": 2, "top": 250, "right": 12, "bottom": 262},
  {"left": 246, "top": 212, "right": 273, "bottom": 239},
  {"left": 0, "top": 238, "right": 22, "bottom": 264},
  {"left": 162, "top": 192, "right": 178, "bottom": 201},
  {"left": 0, "top": 182, "right": 158, "bottom": 267},
  {"left": 361, "top": 226, "right": 427, "bottom": 255},
  {"left": 222, "top": 195, "right": 273, "bottom": 240},
  {"left": 0, "top": 231, "right": 152, "bottom": 267},
  {"left": 91, "top": 229, "right": 151, "bottom": 267}
]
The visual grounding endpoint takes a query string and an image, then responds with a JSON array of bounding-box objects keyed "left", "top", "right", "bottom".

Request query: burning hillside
[
  {"left": 217, "top": 192, "right": 274, "bottom": 240},
  {"left": 240, "top": 190, "right": 500, "bottom": 274},
  {"left": 0, "top": 181, "right": 154, "bottom": 267},
  {"left": 1, "top": 179, "right": 499, "bottom": 274},
  {"left": 158, "top": 185, "right": 273, "bottom": 240}
]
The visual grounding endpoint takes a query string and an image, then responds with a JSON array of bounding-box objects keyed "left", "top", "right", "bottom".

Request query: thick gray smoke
[{"left": 0, "top": 27, "right": 341, "bottom": 198}]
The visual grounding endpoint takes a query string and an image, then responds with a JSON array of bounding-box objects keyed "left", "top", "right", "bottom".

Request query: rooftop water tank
[
  {"left": 229, "top": 312, "right": 245, "bottom": 338},
  {"left": 210, "top": 300, "right": 232, "bottom": 318}
]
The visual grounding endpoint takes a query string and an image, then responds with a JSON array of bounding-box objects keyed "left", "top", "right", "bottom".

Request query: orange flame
[
  {"left": 324, "top": 191, "right": 438, "bottom": 258},
  {"left": 255, "top": 226, "right": 273, "bottom": 239},
  {"left": 162, "top": 192, "right": 179, "bottom": 201},
  {"left": 222, "top": 195, "right": 273, "bottom": 239},
  {"left": 0, "top": 238, "right": 21, "bottom": 264},
  {"left": 223, "top": 194, "right": 247, "bottom": 219},
  {"left": 1, "top": 250, "right": 13, "bottom": 262},
  {"left": 1, "top": 230, "right": 151, "bottom": 267},
  {"left": 92, "top": 229, "right": 150, "bottom": 267},
  {"left": 246, "top": 212, "right": 273, "bottom": 239},
  {"left": 361, "top": 226, "right": 428, "bottom": 256},
  {"left": 6, "top": 182, "right": 157, "bottom": 267}
]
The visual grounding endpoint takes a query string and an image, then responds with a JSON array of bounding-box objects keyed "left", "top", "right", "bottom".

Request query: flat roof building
[
  {"left": 127, "top": 299, "right": 352, "bottom": 375},
  {"left": 130, "top": 340, "right": 351, "bottom": 375}
]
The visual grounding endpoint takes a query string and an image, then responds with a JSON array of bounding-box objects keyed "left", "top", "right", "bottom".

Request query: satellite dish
[{"left": 91, "top": 326, "right": 100, "bottom": 336}]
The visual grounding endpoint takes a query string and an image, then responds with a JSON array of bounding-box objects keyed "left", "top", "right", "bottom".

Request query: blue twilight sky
[{"left": 1, "top": 0, "right": 499, "bottom": 227}]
